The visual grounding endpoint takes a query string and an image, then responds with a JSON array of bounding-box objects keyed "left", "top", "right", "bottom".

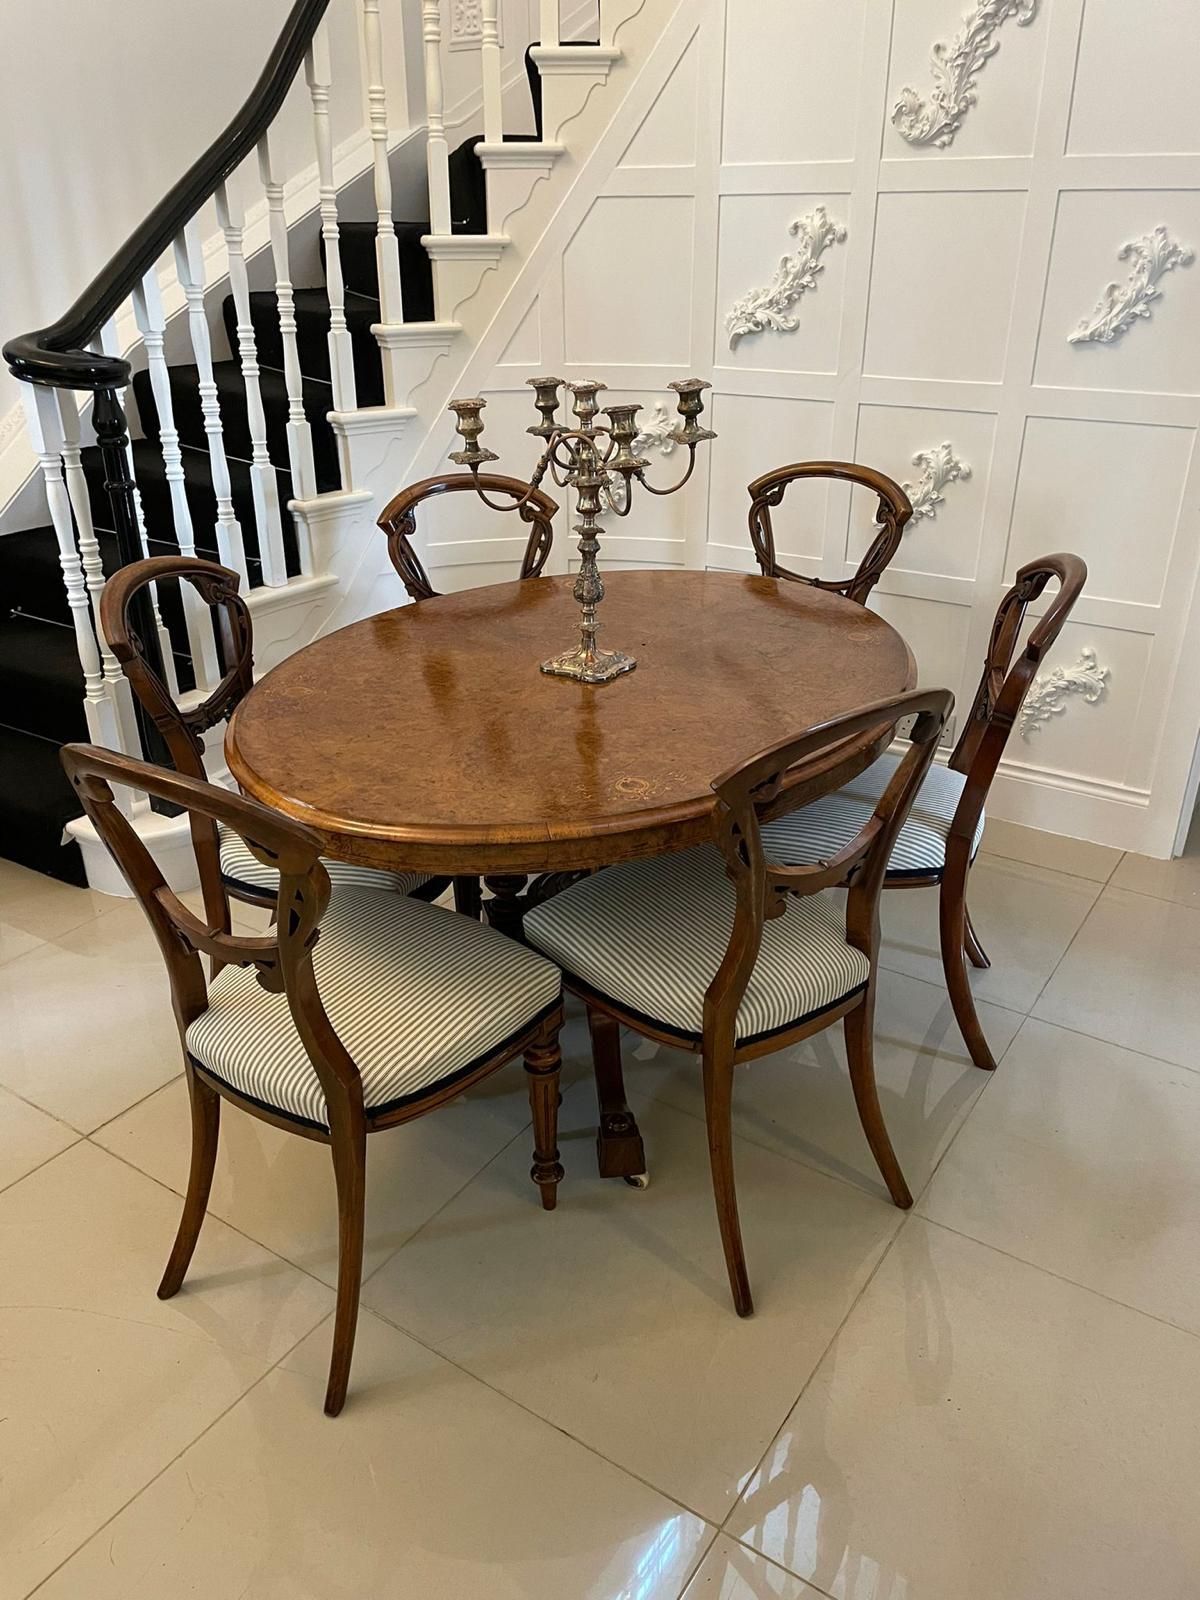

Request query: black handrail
[{"left": 4, "top": 0, "right": 331, "bottom": 392}]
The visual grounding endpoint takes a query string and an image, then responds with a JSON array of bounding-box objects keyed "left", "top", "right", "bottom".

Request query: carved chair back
[
  {"left": 945, "top": 552, "right": 1087, "bottom": 854},
  {"left": 101, "top": 555, "right": 252, "bottom": 783},
  {"left": 747, "top": 461, "right": 913, "bottom": 605},
  {"left": 100, "top": 556, "right": 254, "bottom": 926},
  {"left": 378, "top": 473, "right": 559, "bottom": 602},
  {"left": 706, "top": 687, "right": 953, "bottom": 1053},
  {"left": 60, "top": 743, "right": 367, "bottom": 1123}
]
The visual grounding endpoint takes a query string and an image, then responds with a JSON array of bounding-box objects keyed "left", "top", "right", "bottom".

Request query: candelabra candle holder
[{"left": 447, "top": 376, "right": 715, "bottom": 683}]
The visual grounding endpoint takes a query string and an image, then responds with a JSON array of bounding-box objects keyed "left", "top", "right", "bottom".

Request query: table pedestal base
[
  {"left": 589, "top": 1007, "right": 648, "bottom": 1184},
  {"left": 483, "top": 875, "right": 528, "bottom": 940}
]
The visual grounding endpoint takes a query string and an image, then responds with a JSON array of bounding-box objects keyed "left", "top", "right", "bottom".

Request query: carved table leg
[
  {"left": 484, "top": 875, "right": 528, "bottom": 941},
  {"left": 588, "top": 1006, "right": 648, "bottom": 1185}
]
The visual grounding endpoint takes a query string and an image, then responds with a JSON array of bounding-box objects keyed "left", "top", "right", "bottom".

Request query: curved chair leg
[
  {"left": 158, "top": 1067, "right": 220, "bottom": 1299},
  {"left": 939, "top": 864, "right": 997, "bottom": 1072},
  {"left": 453, "top": 876, "right": 483, "bottom": 920},
  {"left": 324, "top": 1115, "right": 367, "bottom": 1418},
  {"left": 524, "top": 1018, "right": 566, "bottom": 1210},
  {"left": 844, "top": 992, "right": 912, "bottom": 1210},
  {"left": 964, "top": 904, "right": 991, "bottom": 969},
  {"left": 701, "top": 1047, "right": 753, "bottom": 1317}
]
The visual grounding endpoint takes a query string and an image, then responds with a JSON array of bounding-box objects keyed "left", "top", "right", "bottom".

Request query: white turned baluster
[
  {"left": 305, "top": 23, "right": 357, "bottom": 415},
  {"left": 55, "top": 391, "right": 121, "bottom": 684},
  {"left": 22, "top": 384, "right": 132, "bottom": 804},
  {"left": 421, "top": 0, "right": 452, "bottom": 236},
  {"left": 173, "top": 222, "right": 250, "bottom": 585},
  {"left": 56, "top": 388, "right": 143, "bottom": 753},
  {"left": 215, "top": 179, "right": 289, "bottom": 586},
  {"left": 93, "top": 318, "right": 180, "bottom": 699},
  {"left": 481, "top": 0, "right": 503, "bottom": 146},
  {"left": 359, "top": 1, "right": 406, "bottom": 330},
  {"left": 256, "top": 132, "right": 318, "bottom": 503},
  {"left": 131, "top": 269, "right": 220, "bottom": 691},
  {"left": 538, "top": 0, "right": 560, "bottom": 49}
]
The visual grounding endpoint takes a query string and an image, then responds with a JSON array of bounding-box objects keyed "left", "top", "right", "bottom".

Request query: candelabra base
[{"left": 540, "top": 639, "right": 637, "bottom": 684}]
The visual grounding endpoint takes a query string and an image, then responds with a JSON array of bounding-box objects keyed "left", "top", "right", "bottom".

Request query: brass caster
[{"left": 624, "top": 1172, "right": 650, "bottom": 1190}]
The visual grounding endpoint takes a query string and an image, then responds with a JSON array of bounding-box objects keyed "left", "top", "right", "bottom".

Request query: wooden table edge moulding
[{"left": 227, "top": 569, "right": 917, "bottom": 1183}]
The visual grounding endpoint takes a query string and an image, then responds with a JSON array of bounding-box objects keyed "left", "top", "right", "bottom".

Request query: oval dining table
[{"left": 226, "top": 568, "right": 916, "bottom": 1182}]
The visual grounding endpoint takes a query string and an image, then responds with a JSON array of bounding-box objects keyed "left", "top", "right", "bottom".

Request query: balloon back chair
[
  {"left": 747, "top": 460, "right": 912, "bottom": 605},
  {"left": 100, "top": 555, "right": 439, "bottom": 920},
  {"left": 525, "top": 688, "right": 953, "bottom": 1316},
  {"left": 377, "top": 472, "right": 559, "bottom": 918},
  {"left": 60, "top": 743, "right": 565, "bottom": 1415},
  {"left": 759, "top": 553, "right": 1088, "bottom": 1071},
  {"left": 377, "top": 472, "right": 557, "bottom": 603}
]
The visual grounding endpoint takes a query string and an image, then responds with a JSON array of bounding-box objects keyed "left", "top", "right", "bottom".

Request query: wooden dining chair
[
  {"left": 758, "top": 553, "right": 1088, "bottom": 1072},
  {"left": 377, "top": 472, "right": 559, "bottom": 920},
  {"left": 378, "top": 472, "right": 558, "bottom": 603},
  {"left": 60, "top": 742, "right": 565, "bottom": 1415},
  {"left": 525, "top": 688, "right": 953, "bottom": 1316},
  {"left": 747, "top": 461, "right": 913, "bottom": 605},
  {"left": 101, "top": 555, "right": 440, "bottom": 917}
]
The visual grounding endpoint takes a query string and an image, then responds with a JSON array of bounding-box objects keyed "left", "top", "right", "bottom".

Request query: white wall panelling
[
  {"left": 1066, "top": 0, "right": 1200, "bottom": 158},
  {"left": 372, "top": 0, "right": 1200, "bottom": 855},
  {"left": 562, "top": 196, "right": 697, "bottom": 366}
]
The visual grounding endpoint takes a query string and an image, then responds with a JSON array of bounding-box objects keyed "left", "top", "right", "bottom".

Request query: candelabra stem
[{"left": 540, "top": 441, "right": 636, "bottom": 684}]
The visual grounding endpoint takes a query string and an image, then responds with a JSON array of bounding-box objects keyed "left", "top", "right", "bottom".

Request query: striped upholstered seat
[
  {"left": 187, "top": 888, "right": 561, "bottom": 1127},
  {"left": 525, "top": 843, "right": 869, "bottom": 1046},
  {"left": 760, "top": 752, "right": 985, "bottom": 880},
  {"left": 218, "top": 824, "right": 431, "bottom": 901}
]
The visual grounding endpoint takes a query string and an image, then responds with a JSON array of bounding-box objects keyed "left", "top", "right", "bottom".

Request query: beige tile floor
[{"left": 3, "top": 822, "right": 1200, "bottom": 1599}]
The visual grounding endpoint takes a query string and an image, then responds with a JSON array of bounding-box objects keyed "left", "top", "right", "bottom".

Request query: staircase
[{"left": 0, "top": 0, "right": 643, "bottom": 886}]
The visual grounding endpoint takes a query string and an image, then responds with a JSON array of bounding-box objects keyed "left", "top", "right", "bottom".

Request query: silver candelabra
[{"left": 447, "top": 376, "right": 715, "bottom": 683}]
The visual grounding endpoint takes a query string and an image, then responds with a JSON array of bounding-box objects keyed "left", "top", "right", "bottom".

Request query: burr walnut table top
[{"left": 226, "top": 569, "right": 916, "bottom": 875}]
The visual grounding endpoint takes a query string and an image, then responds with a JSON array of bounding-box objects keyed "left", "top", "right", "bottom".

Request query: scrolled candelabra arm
[
  {"left": 602, "top": 474, "right": 637, "bottom": 517},
  {"left": 639, "top": 377, "right": 715, "bottom": 495},
  {"left": 636, "top": 444, "right": 700, "bottom": 497}
]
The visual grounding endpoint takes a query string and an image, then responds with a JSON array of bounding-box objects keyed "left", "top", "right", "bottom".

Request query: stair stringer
[{"left": 315, "top": 0, "right": 696, "bottom": 639}]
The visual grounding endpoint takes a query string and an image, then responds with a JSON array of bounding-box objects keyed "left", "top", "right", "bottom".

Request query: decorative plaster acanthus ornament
[
  {"left": 1068, "top": 227, "right": 1195, "bottom": 346},
  {"left": 891, "top": 0, "right": 1039, "bottom": 149},
  {"left": 726, "top": 207, "right": 847, "bottom": 350},
  {"left": 902, "top": 442, "right": 971, "bottom": 524},
  {"left": 632, "top": 402, "right": 679, "bottom": 457},
  {"left": 1019, "top": 646, "right": 1109, "bottom": 739}
]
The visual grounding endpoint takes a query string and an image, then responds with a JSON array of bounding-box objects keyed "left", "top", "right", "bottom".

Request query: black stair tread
[
  {"left": 0, "top": 525, "right": 123, "bottom": 630},
  {"left": 132, "top": 360, "right": 340, "bottom": 495},
  {"left": 230, "top": 287, "right": 386, "bottom": 409},
  {"left": 318, "top": 219, "right": 435, "bottom": 322},
  {"left": 0, "top": 612, "right": 88, "bottom": 744},
  {"left": 0, "top": 723, "right": 87, "bottom": 885},
  {"left": 80, "top": 439, "right": 294, "bottom": 580}
]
